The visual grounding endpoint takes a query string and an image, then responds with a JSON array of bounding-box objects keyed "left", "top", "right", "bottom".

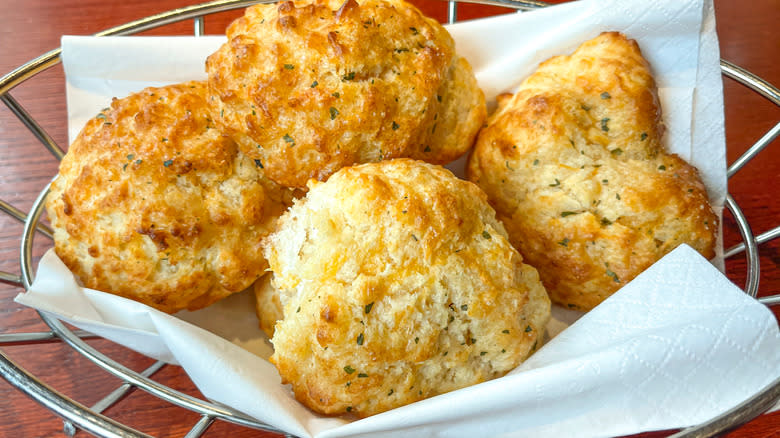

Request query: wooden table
[{"left": 0, "top": 1, "right": 777, "bottom": 437}]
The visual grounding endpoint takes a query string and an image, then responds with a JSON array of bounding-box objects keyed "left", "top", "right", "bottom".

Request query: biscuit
[
  {"left": 46, "top": 81, "right": 293, "bottom": 313},
  {"left": 265, "top": 159, "right": 550, "bottom": 417},
  {"left": 206, "top": 0, "right": 485, "bottom": 188},
  {"left": 254, "top": 273, "right": 283, "bottom": 338},
  {"left": 467, "top": 32, "right": 718, "bottom": 310}
]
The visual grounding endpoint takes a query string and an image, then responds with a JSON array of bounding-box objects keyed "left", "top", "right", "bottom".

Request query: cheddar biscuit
[
  {"left": 47, "top": 81, "right": 292, "bottom": 313},
  {"left": 265, "top": 159, "right": 550, "bottom": 417},
  {"left": 468, "top": 32, "right": 717, "bottom": 310},
  {"left": 206, "top": 0, "right": 485, "bottom": 188}
]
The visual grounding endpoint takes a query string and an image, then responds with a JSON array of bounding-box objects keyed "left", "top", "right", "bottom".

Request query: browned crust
[
  {"left": 467, "top": 32, "right": 718, "bottom": 310},
  {"left": 206, "top": 0, "right": 485, "bottom": 188}
]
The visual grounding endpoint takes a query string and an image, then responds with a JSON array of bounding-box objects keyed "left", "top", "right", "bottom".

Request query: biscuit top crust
[
  {"left": 265, "top": 159, "right": 550, "bottom": 417},
  {"left": 206, "top": 0, "right": 484, "bottom": 188},
  {"left": 468, "top": 32, "right": 717, "bottom": 310},
  {"left": 47, "top": 81, "right": 291, "bottom": 313}
]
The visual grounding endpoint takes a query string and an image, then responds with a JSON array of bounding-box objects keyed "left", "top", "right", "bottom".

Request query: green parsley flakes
[
  {"left": 283, "top": 133, "right": 295, "bottom": 146},
  {"left": 342, "top": 71, "right": 356, "bottom": 81},
  {"left": 561, "top": 211, "right": 578, "bottom": 217},
  {"left": 558, "top": 238, "right": 569, "bottom": 247},
  {"left": 365, "top": 302, "right": 374, "bottom": 314},
  {"left": 640, "top": 132, "right": 648, "bottom": 141},
  {"left": 330, "top": 107, "right": 339, "bottom": 120},
  {"left": 601, "top": 92, "right": 611, "bottom": 99},
  {"left": 482, "top": 230, "right": 491, "bottom": 239},
  {"left": 284, "top": 64, "right": 295, "bottom": 70},
  {"left": 344, "top": 365, "right": 356, "bottom": 374},
  {"left": 311, "top": 80, "right": 319, "bottom": 88},
  {"left": 357, "top": 333, "right": 364, "bottom": 345},
  {"left": 392, "top": 121, "right": 400, "bottom": 131},
  {"left": 163, "top": 159, "right": 173, "bottom": 167},
  {"left": 605, "top": 265, "right": 620, "bottom": 283},
  {"left": 600, "top": 118, "right": 610, "bottom": 132},
  {"left": 254, "top": 159, "right": 264, "bottom": 168}
]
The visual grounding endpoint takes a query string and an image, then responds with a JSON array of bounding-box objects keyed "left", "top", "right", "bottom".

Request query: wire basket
[{"left": 0, "top": 1, "right": 778, "bottom": 437}]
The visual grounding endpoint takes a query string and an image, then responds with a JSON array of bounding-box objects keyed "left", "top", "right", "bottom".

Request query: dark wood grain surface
[{"left": 0, "top": 1, "right": 777, "bottom": 437}]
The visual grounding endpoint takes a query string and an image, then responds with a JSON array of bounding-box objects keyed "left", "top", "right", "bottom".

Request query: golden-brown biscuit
[
  {"left": 265, "top": 159, "right": 550, "bottom": 417},
  {"left": 206, "top": 0, "right": 485, "bottom": 189},
  {"left": 467, "top": 32, "right": 718, "bottom": 311},
  {"left": 254, "top": 274, "right": 283, "bottom": 338},
  {"left": 46, "top": 81, "right": 294, "bottom": 313}
]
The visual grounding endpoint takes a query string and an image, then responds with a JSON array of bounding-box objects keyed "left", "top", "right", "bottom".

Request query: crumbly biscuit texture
[
  {"left": 206, "top": 0, "right": 485, "bottom": 188},
  {"left": 265, "top": 159, "right": 550, "bottom": 417},
  {"left": 254, "top": 274, "right": 283, "bottom": 338},
  {"left": 468, "top": 32, "right": 718, "bottom": 310},
  {"left": 47, "top": 81, "right": 293, "bottom": 313}
]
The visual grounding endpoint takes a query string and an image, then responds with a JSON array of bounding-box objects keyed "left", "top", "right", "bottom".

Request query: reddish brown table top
[{"left": 0, "top": 1, "right": 777, "bottom": 437}]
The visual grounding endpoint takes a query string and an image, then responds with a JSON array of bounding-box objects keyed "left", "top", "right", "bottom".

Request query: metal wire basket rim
[{"left": 1, "top": 0, "right": 777, "bottom": 437}]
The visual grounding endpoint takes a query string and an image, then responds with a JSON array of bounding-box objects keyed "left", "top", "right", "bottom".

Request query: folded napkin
[
  {"left": 17, "top": 1, "right": 775, "bottom": 437},
  {"left": 18, "top": 245, "right": 779, "bottom": 437}
]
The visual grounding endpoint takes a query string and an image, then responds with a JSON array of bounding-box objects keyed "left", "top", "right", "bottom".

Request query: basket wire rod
[
  {"left": 63, "top": 361, "right": 167, "bottom": 437},
  {"left": 724, "top": 225, "right": 780, "bottom": 258},
  {"left": 448, "top": 1, "right": 458, "bottom": 23},
  {"left": 727, "top": 122, "right": 780, "bottom": 179},
  {"left": 0, "top": 48, "right": 62, "bottom": 97},
  {"left": 724, "top": 194, "right": 760, "bottom": 297},
  {"left": 0, "top": 198, "right": 54, "bottom": 239},
  {"left": 0, "top": 270, "right": 22, "bottom": 287},
  {"left": 0, "top": 348, "right": 152, "bottom": 438},
  {"left": 721, "top": 59, "right": 780, "bottom": 106},
  {"left": 1, "top": 93, "right": 65, "bottom": 160},
  {"left": 669, "top": 375, "right": 780, "bottom": 438},
  {"left": 0, "top": 329, "right": 96, "bottom": 346},
  {"left": 183, "top": 415, "right": 215, "bottom": 438},
  {"left": 759, "top": 295, "right": 780, "bottom": 306},
  {"left": 447, "top": 0, "right": 548, "bottom": 11},
  {"left": 194, "top": 16, "right": 205, "bottom": 37},
  {"left": 37, "top": 312, "right": 286, "bottom": 433},
  {"left": 19, "top": 182, "right": 286, "bottom": 434}
]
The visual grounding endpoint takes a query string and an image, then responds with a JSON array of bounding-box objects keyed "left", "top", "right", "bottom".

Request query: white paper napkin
[
  {"left": 18, "top": 246, "right": 779, "bottom": 437},
  {"left": 16, "top": 0, "right": 776, "bottom": 437}
]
